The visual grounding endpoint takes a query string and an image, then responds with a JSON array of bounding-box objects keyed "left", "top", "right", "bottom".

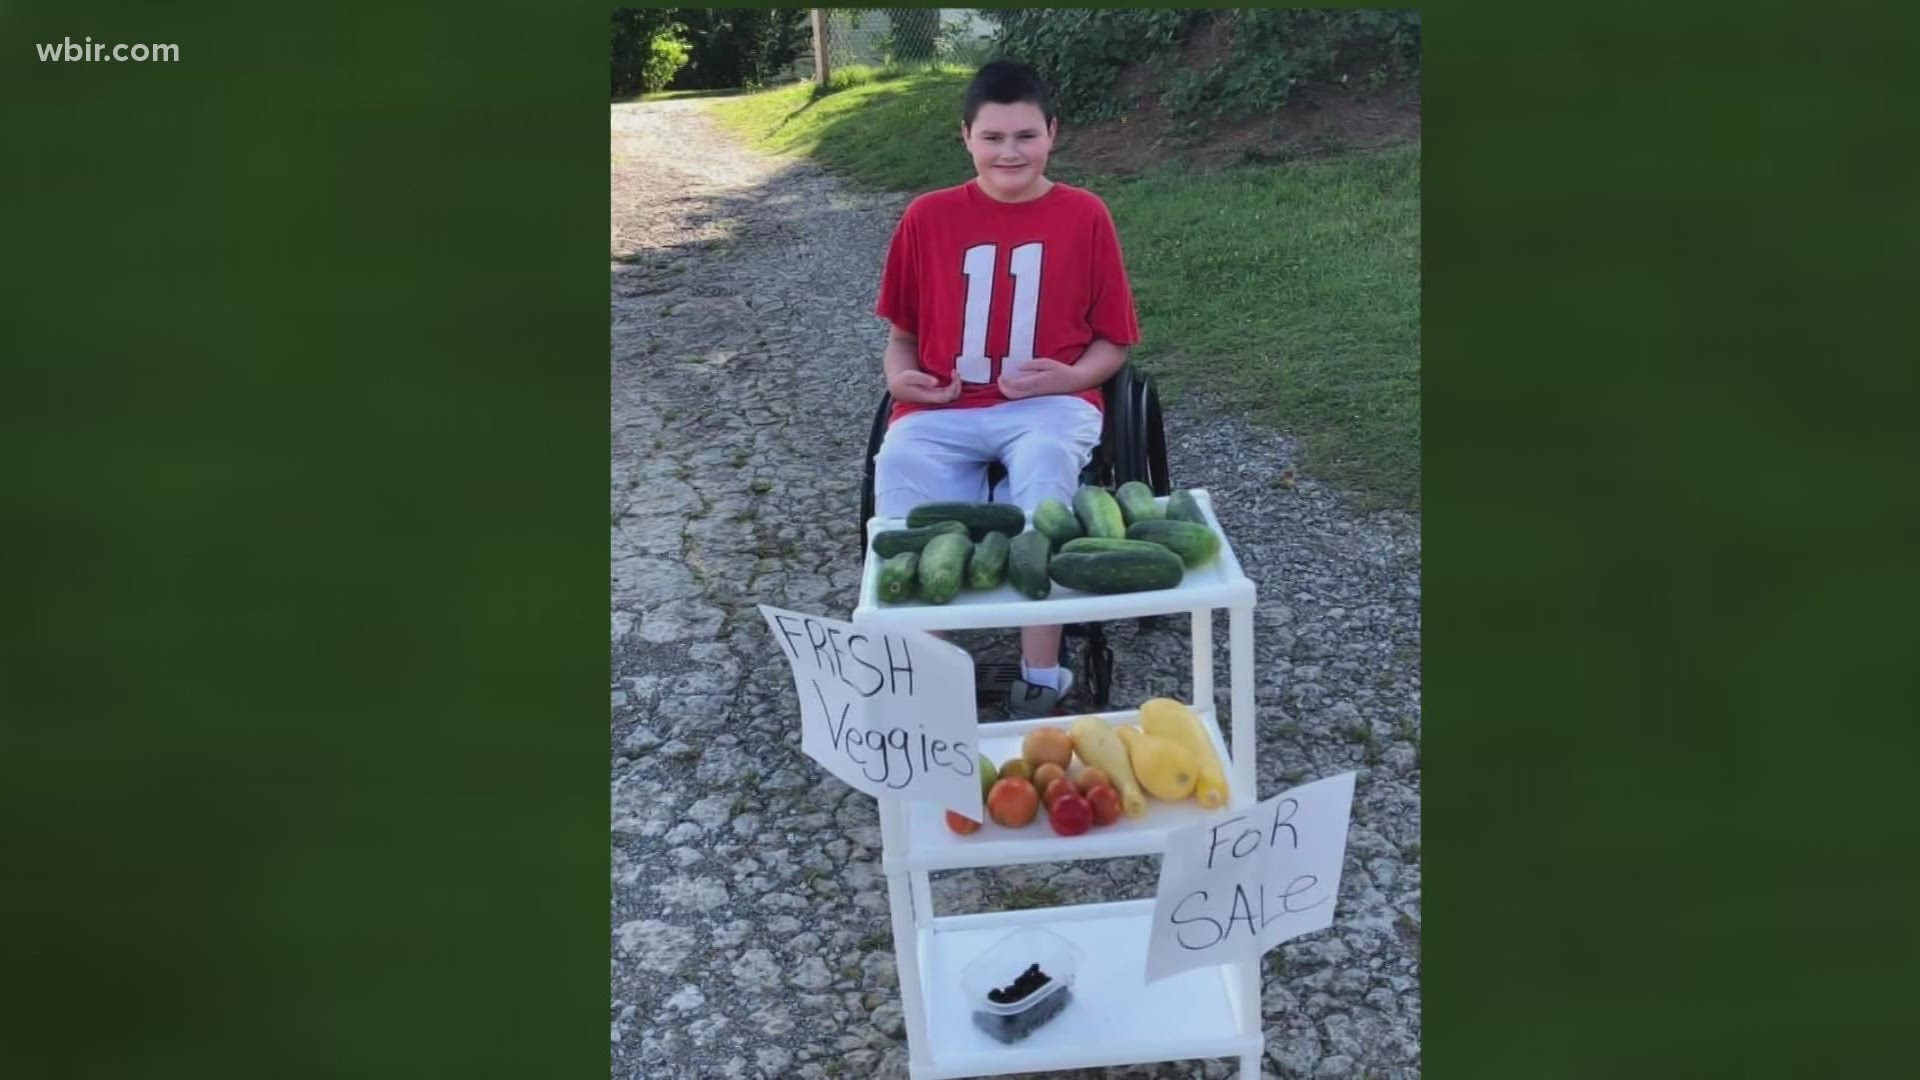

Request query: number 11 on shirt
[{"left": 954, "top": 242, "right": 1043, "bottom": 384}]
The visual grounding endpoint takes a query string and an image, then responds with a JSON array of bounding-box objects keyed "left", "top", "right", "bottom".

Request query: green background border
[
  {"left": 6, "top": 2, "right": 1915, "bottom": 1076},
  {"left": 4, "top": 2, "right": 607, "bottom": 1075},
  {"left": 1423, "top": 2, "right": 1916, "bottom": 1076}
]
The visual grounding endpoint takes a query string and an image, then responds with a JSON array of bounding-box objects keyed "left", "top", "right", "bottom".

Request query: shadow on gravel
[{"left": 611, "top": 157, "right": 821, "bottom": 278}]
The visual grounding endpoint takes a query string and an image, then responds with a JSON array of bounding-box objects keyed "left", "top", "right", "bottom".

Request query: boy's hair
[{"left": 962, "top": 60, "right": 1055, "bottom": 128}]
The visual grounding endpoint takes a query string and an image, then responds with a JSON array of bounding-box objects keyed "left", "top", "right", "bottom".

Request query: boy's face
[{"left": 962, "top": 101, "right": 1057, "bottom": 203}]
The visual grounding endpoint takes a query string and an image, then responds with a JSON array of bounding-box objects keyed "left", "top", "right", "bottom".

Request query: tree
[
  {"left": 667, "top": 9, "right": 810, "bottom": 90},
  {"left": 611, "top": 9, "right": 683, "bottom": 98},
  {"left": 612, "top": 8, "right": 809, "bottom": 95}
]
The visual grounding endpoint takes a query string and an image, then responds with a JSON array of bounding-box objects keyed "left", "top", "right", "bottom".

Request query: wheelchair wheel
[
  {"left": 1083, "top": 630, "right": 1115, "bottom": 709},
  {"left": 1113, "top": 368, "right": 1174, "bottom": 632},
  {"left": 1102, "top": 364, "right": 1171, "bottom": 495},
  {"left": 1140, "top": 373, "right": 1171, "bottom": 496},
  {"left": 857, "top": 392, "right": 893, "bottom": 555}
]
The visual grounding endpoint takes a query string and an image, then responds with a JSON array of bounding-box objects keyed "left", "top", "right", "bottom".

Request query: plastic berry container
[{"left": 961, "top": 927, "right": 1082, "bottom": 1044}]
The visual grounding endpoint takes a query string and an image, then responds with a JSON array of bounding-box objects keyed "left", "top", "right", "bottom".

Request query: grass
[
  {"left": 1002, "top": 883, "right": 1065, "bottom": 910},
  {"left": 706, "top": 76, "right": 1420, "bottom": 508},
  {"left": 624, "top": 86, "right": 751, "bottom": 104},
  {"left": 820, "top": 61, "right": 974, "bottom": 95},
  {"left": 1393, "top": 714, "right": 1421, "bottom": 744},
  {"left": 709, "top": 70, "right": 974, "bottom": 193},
  {"left": 1111, "top": 153, "right": 1420, "bottom": 508}
]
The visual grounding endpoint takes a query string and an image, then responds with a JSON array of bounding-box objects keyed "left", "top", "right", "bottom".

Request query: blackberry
[
  {"left": 988, "top": 963, "right": 1052, "bottom": 1003},
  {"left": 971, "top": 985, "right": 1073, "bottom": 1044}
]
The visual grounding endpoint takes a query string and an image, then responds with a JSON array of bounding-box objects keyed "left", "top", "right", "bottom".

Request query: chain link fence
[{"left": 792, "top": 9, "right": 995, "bottom": 84}]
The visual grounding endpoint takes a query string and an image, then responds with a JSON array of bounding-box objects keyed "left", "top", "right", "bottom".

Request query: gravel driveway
[{"left": 611, "top": 98, "right": 1423, "bottom": 1079}]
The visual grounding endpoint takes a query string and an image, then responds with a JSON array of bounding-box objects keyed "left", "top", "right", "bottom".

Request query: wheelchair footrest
[{"left": 972, "top": 661, "right": 1023, "bottom": 702}]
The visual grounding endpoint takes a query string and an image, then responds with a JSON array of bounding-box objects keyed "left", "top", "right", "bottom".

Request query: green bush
[
  {"left": 642, "top": 31, "right": 691, "bottom": 95},
  {"left": 1174, "top": 9, "right": 1422, "bottom": 115},
  {"left": 611, "top": 8, "right": 680, "bottom": 98},
  {"left": 985, "top": 8, "right": 1420, "bottom": 123},
  {"left": 610, "top": 8, "right": 808, "bottom": 95},
  {"left": 986, "top": 9, "right": 1199, "bottom": 123},
  {"left": 671, "top": 8, "right": 809, "bottom": 89}
]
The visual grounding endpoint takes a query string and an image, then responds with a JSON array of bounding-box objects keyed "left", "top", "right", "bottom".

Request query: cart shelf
[
  {"left": 849, "top": 488, "right": 1265, "bottom": 1079},
  {"left": 853, "top": 489, "right": 1254, "bottom": 632},
  {"left": 912, "top": 900, "right": 1262, "bottom": 1079},
  {"left": 894, "top": 706, "right": 1248, "bottom": 873}
]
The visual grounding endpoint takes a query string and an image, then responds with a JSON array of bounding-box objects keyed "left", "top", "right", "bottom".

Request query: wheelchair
[{"left": 857, "top": 362, "right": 1172, "bottom": 710}]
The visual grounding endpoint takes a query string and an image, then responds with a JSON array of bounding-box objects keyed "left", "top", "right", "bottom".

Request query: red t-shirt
[{"left": 875, "top": 180, "right": 1140, "bottom": 424}]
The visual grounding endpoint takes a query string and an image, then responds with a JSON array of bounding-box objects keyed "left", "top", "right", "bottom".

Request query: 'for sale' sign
[{"left": 1144, "top": 772, "right": 1356, "bottom": 983}]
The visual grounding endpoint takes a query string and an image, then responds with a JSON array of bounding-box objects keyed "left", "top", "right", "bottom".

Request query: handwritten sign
[
  {"left": 1144, "top": 772, "right": 1356, "bottom": 983},
  {"left": 759, "top": 605, "right": 982, "bottom": 820}
]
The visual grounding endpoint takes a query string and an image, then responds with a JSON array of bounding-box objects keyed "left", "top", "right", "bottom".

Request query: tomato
[
  {"left": 1042, "top": 776, "right": 1078, "bottom": 812},
  {"left": 945, "top": 811, "right": 982, "bottom": 835},
  {"left": 986, "top": 778, "right": 1039, "bottom": 828},
  {"left": 1084, "top": 784, "right": 1123, "bottom": 827},
  {"left": 1022, "top": 727, "right": 1074, "bottom": 770},
  {"left": 1031, "top": 762, "right": 1067, "bottom": 795},
  {"left": 1072, "top": 766, "right": 1111, "bottom": 795},
  {"left": 1048, "top": 792, "right": 1092, "bottom": 836}
]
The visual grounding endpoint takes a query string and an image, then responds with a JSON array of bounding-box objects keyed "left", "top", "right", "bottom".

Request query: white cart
[{"left": 850, "top": 490, "right": 1265, "bottom": 1079}]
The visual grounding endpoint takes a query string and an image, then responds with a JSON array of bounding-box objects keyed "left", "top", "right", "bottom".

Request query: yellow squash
[
  {"left": 1138, "top": 698, "right": 1230, "bottom": 808},
  {"left": 1067, "top": 716, "right": 1148, "bottom": 819},
  {"left": 1115, "top": 726, "right": 1198, "bottom": 801}
]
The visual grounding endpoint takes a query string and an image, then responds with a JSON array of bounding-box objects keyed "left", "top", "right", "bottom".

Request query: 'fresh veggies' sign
[
  {"left": 1144, "top": 772, "right": 1357, "bottom": 983},
  {"left": 759, "top": 605, "right": 983, "bottom": 821}
]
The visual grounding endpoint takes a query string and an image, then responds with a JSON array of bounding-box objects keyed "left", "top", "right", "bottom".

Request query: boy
[{"left": 872, "top": 60, "right": 1141, "bottom": 718}]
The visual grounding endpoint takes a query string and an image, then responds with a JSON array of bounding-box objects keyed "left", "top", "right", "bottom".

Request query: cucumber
[
  {"left": 1165, "top": 489, "right": 1208, "bottom": 524},
  {"left": 1071, "top": 486, "right": 1126, "bottom": 540},
  {"left": 916, "top": 532, "right": 971, "bottom": 604},
  {"left": 1060, "top": 537, "right": 1176, "bottom": 557},
  {"left": 1007, "top": 530, "right": 1052, "bottom": 600},
  {"left": 1114, "top": 481, "right": 1164, "bottom": 525},
  {"left": 967, "top": 531, "right": 1011, "bottom": 590},
  {"left": 877, "top": 552, "right": 918, "bottom": 603},
  {"left": 1048, "top": 548, "right": 1184, "bottom": 594},
  {"left": 1031, "top": 498, "right": 1084, "bottom": 545},
  {"left": 870, "top": 519, "right": 968, "bottom": 559},
  {"left": 905, "top": 501, "right": 1026, "bottom": 542},
  {"left": 1127, "top": 519, "right": 1221, "bottom": 568}
]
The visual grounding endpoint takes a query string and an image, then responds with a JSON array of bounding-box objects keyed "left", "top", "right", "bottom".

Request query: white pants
[{"left": 874, "top": 396, "right": 1103, "bottom": 518}]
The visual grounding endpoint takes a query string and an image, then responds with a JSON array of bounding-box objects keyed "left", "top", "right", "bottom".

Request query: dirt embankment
[{"left": 1055, "top": 20, "right": 1421, "bottom": 176}]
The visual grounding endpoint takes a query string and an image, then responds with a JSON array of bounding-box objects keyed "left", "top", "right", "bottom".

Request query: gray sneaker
[{"left": 1005, "top": 669, "right": 1075, "bottom": 719}]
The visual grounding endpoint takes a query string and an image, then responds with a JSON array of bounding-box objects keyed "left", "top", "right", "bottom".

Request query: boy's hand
[
  {"left": 888, "top": 369, "right": 964, "bottom": 405},
  {"left": 997, "top": 357, "right": 1074, "bottom": 400}
]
